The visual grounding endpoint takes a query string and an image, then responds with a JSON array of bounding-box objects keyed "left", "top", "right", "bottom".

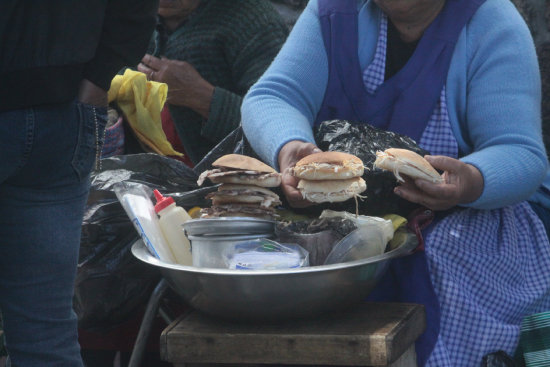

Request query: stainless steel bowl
[{"left": 131, "top": 232, "right": 417, "bottom": 321}]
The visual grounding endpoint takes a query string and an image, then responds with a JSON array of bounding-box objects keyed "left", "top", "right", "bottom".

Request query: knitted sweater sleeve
[
  {"left": 453, "top": 0, "right": 548, "bottom": 209},
  {"left": 241, "top": 0, "right": 327, "bottom": 169},
  {"left": 202, "top": 10, "right": 289, "bottom": 144}
]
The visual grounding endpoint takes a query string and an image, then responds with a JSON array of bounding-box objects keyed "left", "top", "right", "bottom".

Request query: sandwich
[
  {"left": 200, "top": 203, "right": 277, "bottom": 220},
  {"left": 373, "top": 148, "right": 443, "bottom": 183},
  {"left": 205, "top": 184, "right": 282, "bottom": 208},
  {"left": 297, "top": 176, "right": 367, "bottom": 203},
  {"left": 292, "top": 151, "right": 367, "bottom": 203},
  {"left": 293, "top": 151, "right": 364, "bottom": 180},
  {"left": 197, "top": 154, "right": 282, "bottom": 187},
  {"left": 198, "top": 154, "right": 282, "bottom": 220}
]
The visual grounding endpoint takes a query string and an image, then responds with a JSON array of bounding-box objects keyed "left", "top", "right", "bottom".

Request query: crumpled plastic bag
[
  {"left": 314, "top": 119, "right": 429, "bottom": 217},
  {"left": 481, "top": 351, "right": 521, "bottom": 367},
  {"left": 108, "top": 68, "right": 182, "bottom": 157},
  {"left": 224, "top": 238, "right": 309, "bottom": 270},
  {"left": 275, "top": 216, "right": 358, "bottom": 266},
  {"left": 74, "top": 153, "right": 212, "bottom": 331}
]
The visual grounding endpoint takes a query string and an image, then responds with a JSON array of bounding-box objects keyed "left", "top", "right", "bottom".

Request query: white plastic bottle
[{"left": 153, "top": 189, "right": 193, "bottom": 266}]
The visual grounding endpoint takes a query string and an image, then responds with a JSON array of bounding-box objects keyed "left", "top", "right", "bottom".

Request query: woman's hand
[
  {"left": 394, "top": 155, "right": 484, "bottom": 211},
  {"left": 137, "top": 54, "right": 214, "bottom": 118},
  {"left": 278, "top": 140, "right": 322, "bottom": 208}
]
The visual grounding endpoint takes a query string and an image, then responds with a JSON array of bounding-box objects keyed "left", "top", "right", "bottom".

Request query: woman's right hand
[{"left": 278, "top": 140, "right": 322, "bottom": 208}]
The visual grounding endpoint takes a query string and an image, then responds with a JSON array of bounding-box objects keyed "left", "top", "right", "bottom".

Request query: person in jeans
[{"left": 0, "top": 1, "right": 158, "bottom": 366}]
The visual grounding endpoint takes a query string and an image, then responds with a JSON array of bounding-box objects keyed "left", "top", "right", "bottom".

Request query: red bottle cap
[{"left": 154, "top": 189, "right": 174, "bottom": 213}]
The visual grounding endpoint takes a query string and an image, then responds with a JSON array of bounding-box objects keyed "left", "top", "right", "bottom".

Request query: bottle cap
[{"left": 154, "top": 189, "right": 174, "bottom": 213}]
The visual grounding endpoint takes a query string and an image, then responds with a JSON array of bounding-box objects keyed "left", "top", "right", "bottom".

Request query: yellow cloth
[{"left": 108, "top": 69, "right": 182, "bottom": 156}]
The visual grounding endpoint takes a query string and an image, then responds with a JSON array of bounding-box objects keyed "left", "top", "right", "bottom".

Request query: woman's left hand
[
  {"left": 394, "top": 155, "right": 484, "bottom": 211},
  {"left": 137, "top": 54, "right": 214, "bottom": 118}
]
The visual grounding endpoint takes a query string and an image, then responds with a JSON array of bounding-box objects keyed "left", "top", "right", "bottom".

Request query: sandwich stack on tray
[
  {"left": 292, "top": 151, "right": 367, "bottom": 203},
  {"left": 197, "top": 154, "right": 282, "bottom": 220}
]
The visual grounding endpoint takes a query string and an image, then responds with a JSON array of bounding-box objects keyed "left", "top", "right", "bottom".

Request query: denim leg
[{"left": 0, "top": 101, "right": 106, "bottom": 367}]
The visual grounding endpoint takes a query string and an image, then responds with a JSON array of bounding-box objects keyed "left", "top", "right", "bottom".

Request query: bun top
[
  {"left": 384, "top": 148, "right": 440, "bottom": 177},
  {"left": 295, "top": 151, "right": 363, "bottom": 167},
  {"left": 212, "top": 154, "right": 276, "bottom": 173}
]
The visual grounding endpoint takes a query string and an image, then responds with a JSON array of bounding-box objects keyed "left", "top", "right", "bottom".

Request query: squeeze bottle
[{"left": 154, "top": 189, "right": 193, "bottom": 266}]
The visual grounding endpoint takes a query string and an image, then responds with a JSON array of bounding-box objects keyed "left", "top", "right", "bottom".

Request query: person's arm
[
  {"left": 83, "top": 0, "right": 159, "bottom": 93},
  {"left": 241, "top": 0, "right": 327, "bottom": 169},
  {"left": 457, "top": 1, "right": 547, "bottom": 209}
]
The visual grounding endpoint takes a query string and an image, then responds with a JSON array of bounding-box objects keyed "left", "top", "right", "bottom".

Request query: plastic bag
[
  {"left": 224, "top": 238, "right": 309, "bottom": 270},
  {"left": 75, "top": 153, "right": 211, "bottom": 332},
  {"left": 314, "top": 120, "right": 429, "bottom": 217},
  {"left": 275, "top": 216, "right": 358, "bottom": 266},
  {"left": 481, "top": 351, "right": 521, "bottom": 367}
]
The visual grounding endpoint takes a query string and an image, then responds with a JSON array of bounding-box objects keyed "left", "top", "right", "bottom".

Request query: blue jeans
[{"left": 0, "top": 100, "right": 107, "bottom": 366}]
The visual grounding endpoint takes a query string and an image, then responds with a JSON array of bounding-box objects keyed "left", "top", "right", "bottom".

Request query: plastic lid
[{"left": 154, "top": 189, "right": 174, "bottom": 213}]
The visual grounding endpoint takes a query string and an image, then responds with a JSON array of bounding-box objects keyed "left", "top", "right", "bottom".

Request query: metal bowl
[{"left": 131, "top": 232, "right": 417, "bottom": 321}]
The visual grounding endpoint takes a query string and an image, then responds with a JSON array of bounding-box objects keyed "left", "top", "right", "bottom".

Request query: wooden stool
[{"left": 161, "top": 302, "right": 426, "bottom": 367}]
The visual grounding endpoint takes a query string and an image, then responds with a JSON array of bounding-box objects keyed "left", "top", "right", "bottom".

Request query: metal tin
[
  {"left": 182, "top": 217, "right": 276, "bottom": 237},
  {"left": 188, "top": 233, "right": 273, "bottom": 269}
]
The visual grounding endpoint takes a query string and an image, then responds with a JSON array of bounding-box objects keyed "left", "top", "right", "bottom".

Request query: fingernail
[{"left": 394, "top": 189, "right": 401, "bottom": 196}]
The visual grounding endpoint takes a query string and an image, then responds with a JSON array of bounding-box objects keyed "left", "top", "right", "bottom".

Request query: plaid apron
[
  {"left": 316, "top": 1, "right": 550, "bottom": 365},
  {"left": 369, "top": 12, "right": 550, "bottom": 367}
]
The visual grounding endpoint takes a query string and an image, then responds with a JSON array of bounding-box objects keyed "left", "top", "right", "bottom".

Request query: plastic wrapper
[
  {"left": 275, "top": 216, "right": 358, "bottom": 266},
  {"left": 224, "top": 238, "right": 309, "bottom": 270},
  {"left": 75, "top": 153, "right": 210, "bottom": 332},
  {"left": 314, "top": 119, "right": 429, "bottom": 216},
  {"left": 481, "top": 351, "right": 521, "bottom": 367}
]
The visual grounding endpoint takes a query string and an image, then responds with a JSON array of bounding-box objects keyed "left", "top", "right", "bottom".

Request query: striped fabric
[
  {"left": 518, "top": 312, "right": 550, "bottom": 367},
  {"left": 363, "top": 13, "right": 550, "bottom": 367}
]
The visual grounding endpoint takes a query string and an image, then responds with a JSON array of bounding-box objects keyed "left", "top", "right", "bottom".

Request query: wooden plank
[
  {"left": 174, "top": 346, "right": 416, "bottom": 367},
  {"left": 162, "top": 302, "right": 425, "bottom": 366}
]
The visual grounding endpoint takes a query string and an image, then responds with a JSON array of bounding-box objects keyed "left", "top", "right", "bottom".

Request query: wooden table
[{"left": 161, "top": 302, "right": 426, "bottom": 367}]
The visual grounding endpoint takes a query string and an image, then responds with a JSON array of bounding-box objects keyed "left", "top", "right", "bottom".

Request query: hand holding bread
[{"left": 374, "top": 148, "right": 484, "bottom": 211}]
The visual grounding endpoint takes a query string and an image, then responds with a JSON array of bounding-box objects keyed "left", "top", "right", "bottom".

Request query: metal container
[
  {"left": 183, "top": 217, "right": 276, "bottom": 237},
  {"left": 189, "top": 233, "right": 272, "bottom": 268},
  {"left": 131, "top": 230, "right": 418, "bottom": 321}
]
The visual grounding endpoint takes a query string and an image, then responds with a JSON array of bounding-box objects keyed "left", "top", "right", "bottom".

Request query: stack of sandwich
[
  {"left": 292, "top": 151, "right": 367, "bottom": 203},
  {"left": 197, "top": 154, "right": 282, "bottom": 219}
]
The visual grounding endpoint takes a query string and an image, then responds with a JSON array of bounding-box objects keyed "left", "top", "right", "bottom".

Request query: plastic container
[
  {"left": 188, "top": 234, "right": 272, "bottom": 269},
  {"left": 226, "top": 238, "right": 309, "bottom": 270},
  {"left": 154, "top": 189, "right": 193, "bottom": 266},
  {"left": 115, "top": 184, "right": 176, "bottom": 263}
]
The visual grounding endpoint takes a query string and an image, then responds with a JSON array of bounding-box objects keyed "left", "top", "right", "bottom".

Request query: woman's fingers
[{"left": 277, "top": 140, "right": 321, "bottom": 208}]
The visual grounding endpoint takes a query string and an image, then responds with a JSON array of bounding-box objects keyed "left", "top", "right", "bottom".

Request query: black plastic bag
[
  {"left": 75, "top": 153, "right": 215, "bottom": 332},
  {"left": 481, "top": 351, "right": 522, "bottom": 367},
  {"left": 313, "top": 119, "right": 429, "bottom": 217}
]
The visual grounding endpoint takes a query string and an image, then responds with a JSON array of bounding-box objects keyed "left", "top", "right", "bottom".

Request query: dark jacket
[{"left": 0, "top": 0, "right": 158, "bottom": 111}]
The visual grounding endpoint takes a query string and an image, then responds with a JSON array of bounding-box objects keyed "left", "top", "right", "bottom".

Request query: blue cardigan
[{"left": 241, "top": 0, "right": 550, "bottom": 210}]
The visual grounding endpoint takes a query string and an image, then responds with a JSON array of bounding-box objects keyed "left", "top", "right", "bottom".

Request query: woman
[
  {"left": 137, "top": 0, "right": 289, "bottom": 165},
  {"left": 241, "top": 0, "right": 550, "bottom": 365}
]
